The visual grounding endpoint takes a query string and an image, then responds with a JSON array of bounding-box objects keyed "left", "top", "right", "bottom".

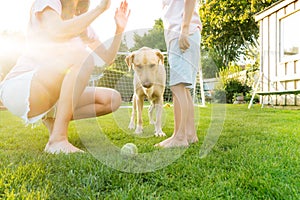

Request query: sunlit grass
[{"left": 0, "top": 104, "right": 299, "bottom": 199}]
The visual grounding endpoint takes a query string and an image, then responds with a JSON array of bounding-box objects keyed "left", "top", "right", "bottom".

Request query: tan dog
[{"left": 125, "top": 47, "right": 166, "bottom": 137}]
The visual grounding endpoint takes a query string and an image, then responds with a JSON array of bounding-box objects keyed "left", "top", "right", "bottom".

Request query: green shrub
[
  {"left": 225, "top": 79, "right": 251, "bottom": 103},
  {"left": 214, "top": 64, "right": 254, "bottom": 103}
]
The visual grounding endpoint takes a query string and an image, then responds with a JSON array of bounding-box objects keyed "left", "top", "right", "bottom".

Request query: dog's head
[{"left": 125, "top": 47, "right": 164, "bottom": 88}]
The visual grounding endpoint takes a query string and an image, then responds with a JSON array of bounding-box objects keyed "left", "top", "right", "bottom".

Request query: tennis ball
[
  {"left": 164, "top": 103, "right": 171, "bottom": 108},
  {"left": 120, "top": 143, "right": 138, "bottom": 156}
]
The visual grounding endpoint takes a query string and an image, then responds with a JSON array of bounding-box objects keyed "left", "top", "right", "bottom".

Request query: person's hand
[
  {"left": 98, "top": 0, "right": 111, "bottom": 12},
  {"left": 114, "top": 0, "right": 131, "bottom": 34},
  {"left": 178, "top": 30, "right": 190, "bottom": 53}
]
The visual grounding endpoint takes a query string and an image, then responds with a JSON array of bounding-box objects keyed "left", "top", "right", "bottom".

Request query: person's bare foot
[
  {"left": 44, "top": 140, "right": 84, "bottom": 154},
  {"left": 187, "top": 133, "right": 198, "bottom": 144},
  {"left": 155, "top": 135, "right": 189, "bottom": 148}
]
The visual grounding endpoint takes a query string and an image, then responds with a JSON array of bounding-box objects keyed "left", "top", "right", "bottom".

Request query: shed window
[{"left": 280, "top": 10, "right": 300, "bottom": 60}]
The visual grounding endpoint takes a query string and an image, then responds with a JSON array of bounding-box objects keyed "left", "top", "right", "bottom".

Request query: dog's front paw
[
  {"left": 128, "top": 121, "right": 135, "bottom": 130},
  {"left": 135, "top": 126, "right": 143, "bottom": 134},
  {"left": 154, "top": 130, "right": 166, "bottom": 137}
]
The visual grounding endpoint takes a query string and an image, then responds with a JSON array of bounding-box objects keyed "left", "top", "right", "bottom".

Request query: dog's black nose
[{"left": 142, "top": 82, "right": 153, "bottom": 88}]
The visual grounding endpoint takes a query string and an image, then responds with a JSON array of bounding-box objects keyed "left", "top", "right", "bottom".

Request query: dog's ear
[
  {"left": 155, "top": 50, "right": 164, "bottom": 65},
  {"left": 125, "top": 53, "right": 135, "bottom": 71}
]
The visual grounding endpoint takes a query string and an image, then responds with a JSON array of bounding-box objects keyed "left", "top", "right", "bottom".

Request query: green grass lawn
[{"left": 0, "top": 104, "right": 299, "bottom": 199}]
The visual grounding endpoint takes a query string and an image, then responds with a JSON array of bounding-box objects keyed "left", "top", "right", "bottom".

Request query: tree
[
  {"left": 199, "top": 0, "right": 280, "bottom": 70},
  {"left": 130, "top": 19, "right": 166, "bottom": 51},
  {"left": 119, "top": 36, "right": 129, "bottom": 52}
]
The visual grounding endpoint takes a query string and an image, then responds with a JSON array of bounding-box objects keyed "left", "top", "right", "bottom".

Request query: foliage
[
  {"left": 199, "top": 0, "right": 281, "bottom": 69},
  {"left": 218, "top": 65, "right": 247, "bottom": 86},
  {"left": 130, "top": 19, "right": 167, "bottom": 52},
  {"left": 201, "top": 49, "right": 220, "bottom": 78},
  {"left": 214, "top": 64, "right": 253, "bottom": 103},
  {"left": 245, "top": 92, "right": 259, "bottom": 104},
  {"left": 226, "top": 79, "right": 252, "bottom": 103},
  {"left": 119, "top": 38, "right": 130, "bottom": 52}
]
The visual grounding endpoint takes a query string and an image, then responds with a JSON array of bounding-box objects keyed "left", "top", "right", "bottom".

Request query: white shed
[{"left": 255, "top": 0, "right": 300, "bottom": 106}]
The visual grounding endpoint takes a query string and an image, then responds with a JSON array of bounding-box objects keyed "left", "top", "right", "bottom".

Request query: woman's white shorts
[{"left": 0, "top": 71, "right": 55, "bottom": 124}]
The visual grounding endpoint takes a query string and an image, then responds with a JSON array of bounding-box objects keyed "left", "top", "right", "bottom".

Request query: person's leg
[
  {"left": 42, "top": 87, "right": 122, "bottom": 134},
  {"left": 44, "top": 53, "right": 96, "bottom": 153},
  {"left": 42, "top": 86, "right": 121, "bottom": 154},
  {"left": 155, "top": 83, "right": 189, "bottom": 147},
  {"left": 186, "top": 89, "right": 198, "bottom": 144},
  {"left": 43, "top": 117, "right": 55, "bottom": 134},
  {"left": 73, "top": 87, "right": 121, "bottom": 120},
  {"left": 26, "top": 46, "right": 94, "bottom": 153}
]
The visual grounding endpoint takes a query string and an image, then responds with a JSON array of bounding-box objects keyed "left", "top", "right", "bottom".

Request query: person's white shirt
[{"left": 162, "top": 0, "right": 202, "bottom": 45}]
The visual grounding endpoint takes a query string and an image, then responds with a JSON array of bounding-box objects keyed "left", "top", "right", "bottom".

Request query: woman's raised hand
[{"left": 114, "top": 0, "right": 131, "bottom": 34}]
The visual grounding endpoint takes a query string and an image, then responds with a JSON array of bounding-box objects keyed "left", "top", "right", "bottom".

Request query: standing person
[
  {"left": 156, "top": 0, "right": 202, "bottom": 148},
  {"left": 0, "top": 0, "right": 130, "bottom": 154}
]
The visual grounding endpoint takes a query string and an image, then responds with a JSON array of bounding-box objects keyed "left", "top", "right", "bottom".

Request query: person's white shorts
[
  {"left": 0, "top": 70, "right": 55, "bottom": 124},
  {"left": 167, "top": 30, "right": 201, "bottom": 89}
]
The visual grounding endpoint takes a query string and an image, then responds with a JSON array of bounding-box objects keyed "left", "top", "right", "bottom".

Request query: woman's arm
[
  {"left": 39, "top": 0, "right": 111, "bottom": 41},
  {"left": 88, "top": 0, "right": 130, "bottom": 65}
]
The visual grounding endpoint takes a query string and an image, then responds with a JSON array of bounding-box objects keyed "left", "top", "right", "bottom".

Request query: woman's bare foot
[
  {"left": 155, "top": 135, "right": 189, "bottom": 148},
  {"left": 44, "top": 140, "right": 84, "bottom": 154}
]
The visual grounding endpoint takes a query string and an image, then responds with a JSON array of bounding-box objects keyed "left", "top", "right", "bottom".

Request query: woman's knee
[
  {"left": 94, "top": 88, "right": 121, "bottom": 113},
  {"left": 110, "top": 90, "right": 122, "bottom": 112}
]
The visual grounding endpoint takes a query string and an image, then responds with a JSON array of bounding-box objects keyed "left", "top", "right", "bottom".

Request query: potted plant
[{"left": 234, "top": 92, "right": 244, "bottom": 101}]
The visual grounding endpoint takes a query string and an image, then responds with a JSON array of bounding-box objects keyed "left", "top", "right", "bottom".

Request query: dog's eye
[
  {"left": 136, "top": 65, "right": 142, "bottom": 69},
  {"left": 150, "top": 64, "right": 155, "bottom": 68}
]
